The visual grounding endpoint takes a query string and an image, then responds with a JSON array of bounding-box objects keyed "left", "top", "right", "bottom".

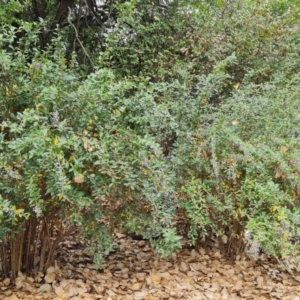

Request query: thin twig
[{"left": 67, "top": 7, "right": 95, "bottom": 68}]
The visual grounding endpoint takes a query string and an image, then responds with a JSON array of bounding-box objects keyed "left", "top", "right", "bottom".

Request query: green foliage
[
  {"left": 2, "top": 0, "right": 300, "bottom": 279},
  {"left": 152, "top": 228, "right": 182, "bottom": 258},
  {"left": 0, "top": 0, "right": 25, "bottom": 25},
  {"left": 0, "top": 24, "right": 181, "bottom": 278},
  {"left": 141, "top": 0, "right": 300, "bottom": 261},
  {"left": 173, "top": 62, "right": 300, "bottom": 260}
]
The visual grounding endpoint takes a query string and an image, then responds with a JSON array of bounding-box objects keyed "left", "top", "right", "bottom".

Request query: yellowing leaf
[
  {"left": 53, "top": 137, "right": 59, "bottom": 145},
  {"left": 234, "top": 83, "right": 240, "bottom": 90},
  {"left": 280, "top": 146, "right": 288, "bottom": 153},
  {"left": 221, "top": 235, "right": 228, "bottom": 244},
  {"left": 12, "top": 206, "right": 23, "bottom": 215},
  {"left": 83, "top": 138, "right": 88, "bottom": 150},
  {"left": 74, "top": 174, "right": 84, "bottom": 183},
  {"left": 180, "top": 47, "right": 189, "bottom": 56},
  {"left": 278, "top": 211, "right": 286, "bottom": 220},
  {"left": 275, "top": 170, "right": 282, "bottom": 179}
]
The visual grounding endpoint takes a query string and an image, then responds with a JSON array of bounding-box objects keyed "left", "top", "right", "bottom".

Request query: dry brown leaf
[
  {"left": 115, "top": 233, "right": 126, "bottom": 239},
  {"left": 3, "top": 290, "right": 12, "bottom": 296},
  {"left": 280, "top": 146, "right": 288, "bottom": 153},
  {"left": 220, "top": 293, "right": 230, "bottom": 300},
  {"left": 204, "top": 291, "right": 215, "bottom": 300},
  {"left": 151, "top": 290, "right": 169, "bottom": 298},
  {"left": 212, "top": 259, "right": 220, "bottom": 268},
  {"left": 15, "top": 277, "right": 24, "bottom": 290},
  {"left": 221, "top": 235, "right": 228, "bottom": 244},
  {"left": 83, "top": 138, "right": 88, "bottom": 150},
  {"left": 38, "top": 283, "right": 52, "bottom": 293},
  {"left": 217, "top": 267, "right": 227, "bottom": 276},
  {"left": 45, "top": 272, "right": 56, "bottom": 283},
  {"left": 275, "top": 170, "right": 283, "bottom": 179},
  {"left": 2, "top": 278, "right": 10, "bottom": 287},
  {"left": 5, "top": 232, "right": 300, "bottom": 300},
  {"left": 79, "top": 294, "right": 94, "bottom": 300},
  {"left": 213, "top": 251, "right": 221, "bottom": 258},
  {"left": 47, "top": 266, "right": 56, "bottom": 274},
  {"left": 133, "top": 290, "right": 149, "bottom": 298},
  {"left": 179, "top": 262, "right": 190, "bottom": 273},
  {"left": 256, "top": 275, "right": 264, "bottom": 286},
  {"left": 130, "top": 282, "right": 143, "bottom": 291},
  {"left": 149, "top": 274, "right": 162, "bottom": 287},
  {"left": 214, "top": 292, "right": 222, "bottom": 300},
  {"left": 135, "top": 272, "right": 147, "bottom": 281},
  {"left": 23, "top": 282, "right": 36, "bottom": 293},
  {"left": 226, "top": 268, "right": 235, "bottom": 277},
  {"left": 106, "top": 289, "right": 116, "bottom": 297},
  {"left": 198, "top": 248, "right": 206, "bottom": 255},
  {"left": 35, "top": 291, "right": 53, "bottom": 299},
  {"left": 67, "top": 287, "right": 79, "bottom": 297},
  {"left": 4, "top": 296, "right": 20, "bottom": 300},
  {"left": 93, "top": 284, "right": 106, "bottom": 294},
  {"left": 77, "top": 287, "right": 89, "bottom": 295},
  {"left": 53, "top": 284, "right": 66, "bottom": 298},
  {"left": 34, "top": 272, "right": 44, "bottom": 283},
  {"left": 180, "top": 47, "right": 189, "bottom": 56},
  {"left": 187, "top": 271, "right": 195, "bottom": 277},
  {"left": 122, "top": 295, "right": 134, "bottom": 300},
  {"left": 231, "top": 280, "right": 243, "bottom": 292},
  {"left": 74, "top": 174, "right": 84, "bottom": 183}
]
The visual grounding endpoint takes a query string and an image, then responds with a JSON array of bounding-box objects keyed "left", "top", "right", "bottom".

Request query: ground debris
[{"left": 2, "top": 234, "right": 300, "bottom": 300}]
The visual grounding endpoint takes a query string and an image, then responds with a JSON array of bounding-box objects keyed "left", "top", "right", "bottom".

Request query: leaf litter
[{"left": 1, "top": 233, "right": 300, "bottom": 300}]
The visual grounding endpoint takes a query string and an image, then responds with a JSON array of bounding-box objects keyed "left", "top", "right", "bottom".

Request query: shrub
[
  {"left": 0, "top": 24, "right": 179, "bottom": 279},
  {"left": 172, "top": 69, "right": 300, "bottom": 260},
  {"left": 2, "top": 0, "right": 300, "bottom": 280},
  {"left": 145, "top": 0, "right": 300, "bottom": 262}
]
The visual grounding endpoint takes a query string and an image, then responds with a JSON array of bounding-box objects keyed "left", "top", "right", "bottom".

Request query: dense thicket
[{"left": 1, "top": 0, "right": 300, "bottom": 279}]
